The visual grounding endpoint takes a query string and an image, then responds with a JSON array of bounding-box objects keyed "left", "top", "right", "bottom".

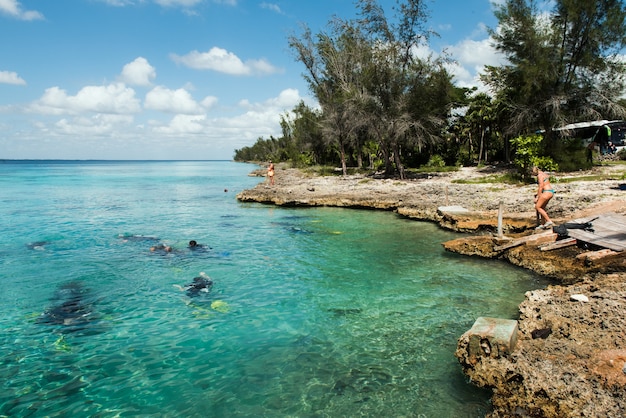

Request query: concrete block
[
  {"left": 437, "top": 205, "right": 469, "bottom": 215},
  {"left": 467, "top": 317, "right": 518, "bottom": 359}
]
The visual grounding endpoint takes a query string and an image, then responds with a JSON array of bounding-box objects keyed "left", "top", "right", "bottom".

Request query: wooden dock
[{"left": 564, "top": 213, "right": 626, "bottom": 252}]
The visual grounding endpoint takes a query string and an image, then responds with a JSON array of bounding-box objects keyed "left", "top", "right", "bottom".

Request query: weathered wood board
[{"left": 565, "top": 212, "right": 626, "bottom": 252}]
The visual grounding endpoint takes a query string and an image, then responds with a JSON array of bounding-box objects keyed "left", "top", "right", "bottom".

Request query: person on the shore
[
  {"left": 532, "top": 166, "right": 554, "bottom": 229},
  {"left": 607, "top": 141, "right": 617, "bottom": 154},
  {"left": 267, "top": 160, "right": 275, "bottom": 186},
  {"left": 586, "top": 141, "right": 597, "bottom": 163}
]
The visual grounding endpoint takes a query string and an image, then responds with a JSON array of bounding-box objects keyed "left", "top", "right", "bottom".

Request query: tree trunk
[
  {"left": 340, "top": 140, "right": 348, "bottom": 176},
  {"left": 478, "top": 126, "right": 485, "bottom": 165},
  {"left": 392, "top": 142, "right": 405, "bottom": 179},
  {"left": 381, "top": 142, "right": 394, "bottom": 175}
]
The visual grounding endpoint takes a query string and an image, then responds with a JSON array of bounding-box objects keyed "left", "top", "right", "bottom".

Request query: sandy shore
[{"left": 237, "top": 163, "right": 626, "bottom": 417}]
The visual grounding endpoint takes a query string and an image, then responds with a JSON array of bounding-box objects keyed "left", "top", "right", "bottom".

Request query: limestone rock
[{"left": 570, "top": 293, "right": 589, "bottom": 302}]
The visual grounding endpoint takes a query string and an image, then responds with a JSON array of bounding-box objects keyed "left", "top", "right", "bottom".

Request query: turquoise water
[{"left": 0, "top": 161, "right": 548, "bottom": 417}]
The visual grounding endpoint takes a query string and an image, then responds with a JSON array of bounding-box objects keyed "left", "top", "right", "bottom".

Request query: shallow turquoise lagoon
[{"left": 0, "top": 161, "right": 548, "bottom": 417}]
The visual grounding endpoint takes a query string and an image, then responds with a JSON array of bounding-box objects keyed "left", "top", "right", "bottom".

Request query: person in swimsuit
[
  {"left": 531, "top": 166, "right": 554, "bottom": 229},
  {"left": 267, "top": 160, "right": 275, "bottom": 186}
]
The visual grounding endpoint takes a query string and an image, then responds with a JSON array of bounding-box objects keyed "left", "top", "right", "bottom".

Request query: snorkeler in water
[
  {"left": 188, "top": 240, "right": 212, "bottom": 251},
  {"left": 174, "top": 272, "right": 213, "bottom": 297},
  {"left": 150, "top": 243, "right": 173, "bottom": 253}
]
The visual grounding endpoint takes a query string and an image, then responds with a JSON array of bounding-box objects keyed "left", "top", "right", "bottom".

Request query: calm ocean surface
[{"left": 0, "top": 160, "right": 548, "bottom": 417}]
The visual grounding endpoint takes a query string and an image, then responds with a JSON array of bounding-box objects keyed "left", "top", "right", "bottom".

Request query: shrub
[
  {"left": 426, "top": 154, "right": 445, "bottom": 168},
  {"left": 511, "top": 134, "right": 559, "bottom": 178}
]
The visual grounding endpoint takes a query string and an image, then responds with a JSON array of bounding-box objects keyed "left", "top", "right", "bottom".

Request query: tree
[
  {"left": 355, "top": 0, "right": 443, "bottom": 178},
  {"left": 463, "top": 93, "right": 495, "bottom": 165},
  {"left": 279, "top": 101, "right": 323, "bottom": 166},
  {"left": 289, "top": 23, "right": 371, "bottom": 175},
  {"left": 288, "top": 0, "right": 454, "bottom": 178},
  {"left": 483, "top": 0, "right": 626, "bottom": 160}
]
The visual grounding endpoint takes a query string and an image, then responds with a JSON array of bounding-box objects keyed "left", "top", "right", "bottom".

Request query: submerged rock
[{"left": 37, "top": 281, "right": 98, "bottom": 333}]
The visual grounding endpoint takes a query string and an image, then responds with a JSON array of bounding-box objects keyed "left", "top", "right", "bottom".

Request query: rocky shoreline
[{"left": 236, "top": 164, "right": 626, "bottom": 417}]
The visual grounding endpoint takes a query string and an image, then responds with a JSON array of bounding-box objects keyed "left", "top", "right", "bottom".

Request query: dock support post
[{"left": 497, "top": 201, "right": 503, "bottom": 238}]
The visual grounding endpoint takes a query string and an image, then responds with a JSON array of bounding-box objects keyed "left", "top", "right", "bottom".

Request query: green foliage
[
  {"left": 533, "top": 156, "right": 559, "bottom": 173},
  {"left": 510, "top": 134, "right": 541, "bottom": 172},
  {"left": 425, "top": 154, "right": 445, "bottom": 168},
  {"left": 511, "top": 134, "right": 559, "bottom": 177},
  {"left": 409, "top": 165, "right": 458, "bottom": 174},
  {"left": 483, "top": 0, "right": 626, "bottom": 146},
  {"left": 553, "top": 138, "right": 590, "bottom": 171},
  {"left": 233, "top": 136, "right": 282, "bottom": 162},
  {"left": 457, "top": 148, "right": 473, "bottom": 167},
  {"left": 452, "top": 173, "right": 523, "bottom": 185},
  {"left": 618, "top": 147, "right": 626, "bottom": 161},
  {"left": 302, "top": 165, "right": 346, "bottom": 176},
  {"left": 295, "top": 152, "right": 315, "bottom": 167}
]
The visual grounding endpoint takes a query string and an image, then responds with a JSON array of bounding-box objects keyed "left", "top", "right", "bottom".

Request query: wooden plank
[
  {"left": 540, "top": 238, "right": 577, "bottom": 251},
  {"left": 493, "top": 231, "right": 554, "bottom": 252},
  {"left": 525, "top": 233, "right": 557, "bottom": 247},
  {"left": 565, "top": 213, "right": 626, "bottom": 252},
  {"left": 494, "top": 240, "right": 524, "bottom": 252},
  {"left": 567, "top": 229, "right": 625, "bottom": 252}
]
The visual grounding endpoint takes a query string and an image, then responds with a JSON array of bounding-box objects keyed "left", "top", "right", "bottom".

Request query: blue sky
[{"left": 0, "top": 0, "right": 503, "bottom": 160}]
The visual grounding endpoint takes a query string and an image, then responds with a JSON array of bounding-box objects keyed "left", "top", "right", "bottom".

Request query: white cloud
[
  {"left": 120, "top": 57, "right": 156, "bottom": 86},
  {"left": 55, "top": 114, "right": 134, "bottom": 136},
  {"left": 240, "top": 88, "right": 301, "bottom": 110},
  {"left": 260, "top": 2, "right": 283, "bottom": 14},
  {"left": 30, "top": 83, "right": 141, "bottom": 115},
  {"left": 99, "top": 0, "right": 134, "bottom": 6},
  {"left": 444, "top": 37, "right": 505, "bottom": 89},
  {"left": 170, "top": 47, "right": 282, "bottom": 76},
  {"left": 0, "top": 70, "right": 26, "bottom": 85},
  {"left": 12, "top": 72, "right": 307, "bottom": 159},
  {"left": 452, "top": 38, "right": 503, "bottom": 69},
  {"left": 153, "top": 114, "right": 208, "bottom": 134},
  {"left": 144, "top": 86, "right": 205, "bottom": 114},
  {"left": 154, "top": 0, "right": 203, "bottom": 6},
  {"left": 0, "top": 0, "right": 43, "bottom": 20},
  {"left": 201, "top": 96, "right": 218, "bottom": 108},
  {"left": 149, "top": 88, "right": 304, "bottom": 142}
]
